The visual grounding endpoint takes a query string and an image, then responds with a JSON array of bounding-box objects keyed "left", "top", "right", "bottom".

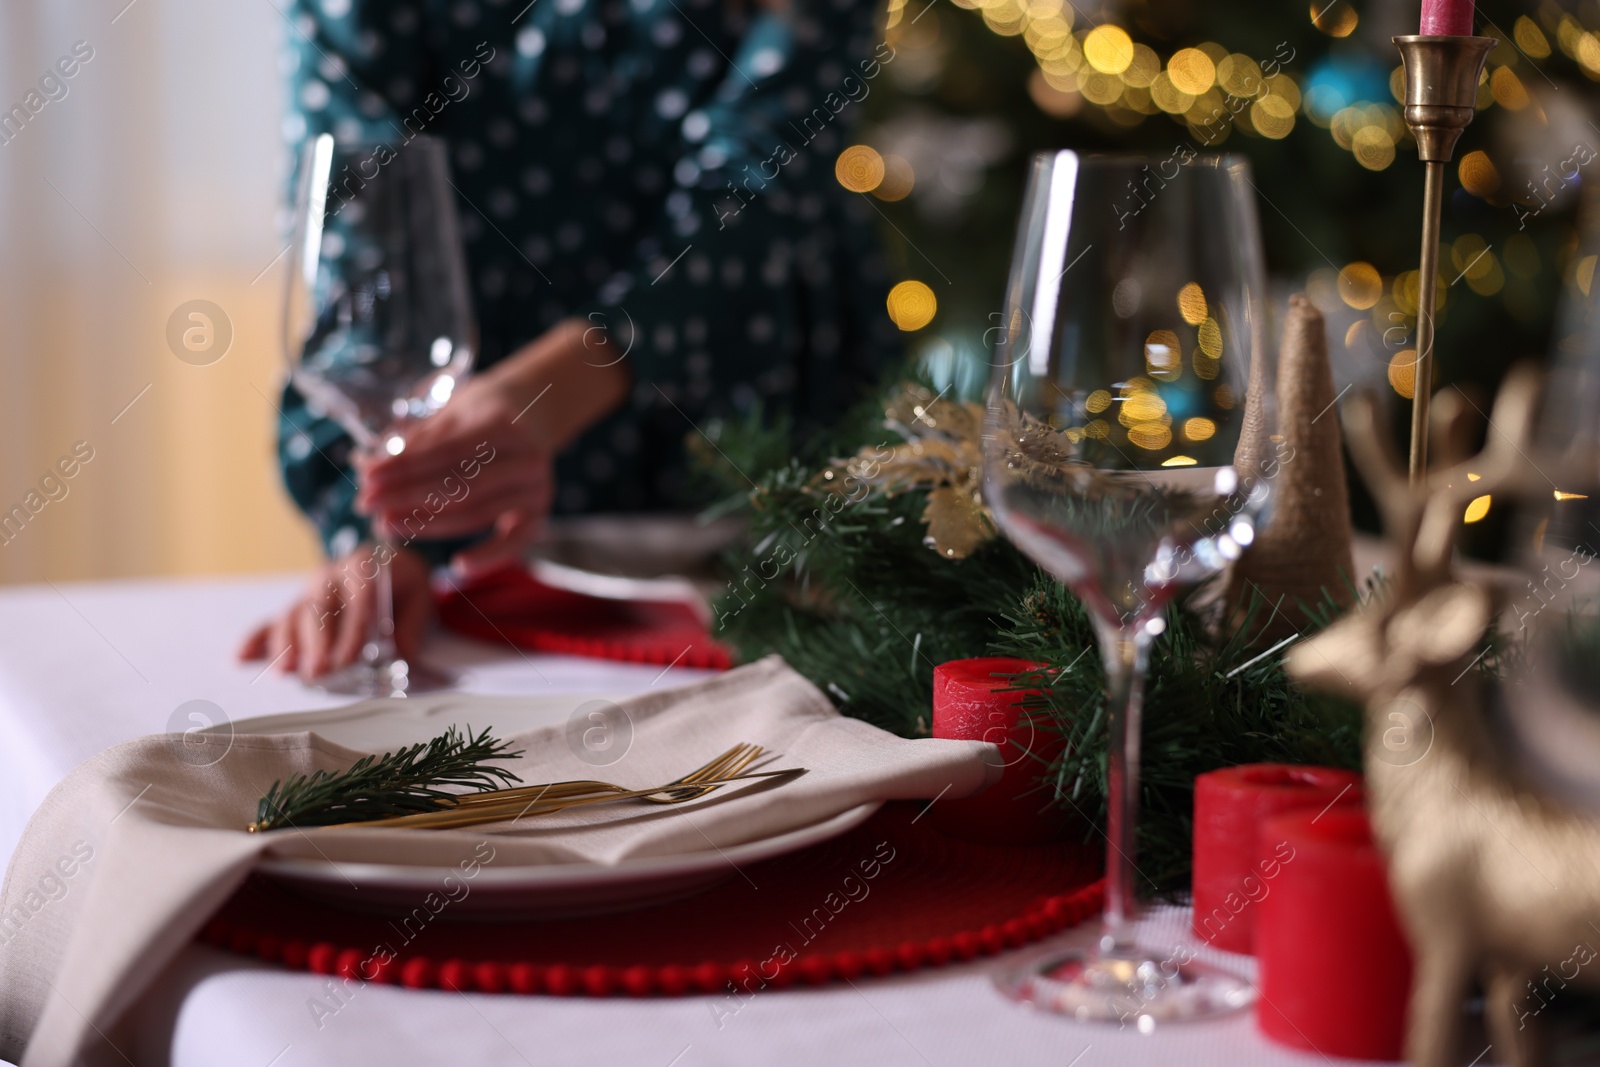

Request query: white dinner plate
[{"left": 228, "top": 693, "right": 881, "bottom": 919}]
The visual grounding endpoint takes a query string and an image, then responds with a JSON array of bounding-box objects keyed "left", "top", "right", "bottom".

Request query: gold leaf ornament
[
  {"left": 813, "top": 383, "right": 1000, "bottom": 559},
  {"left": 921, "top": 485, "right": 995, "bottom": 559}
]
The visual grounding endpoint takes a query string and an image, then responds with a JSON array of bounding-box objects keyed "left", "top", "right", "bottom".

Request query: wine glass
[
  {"left": 284, "top": 133, "right": 476, "bottom": 696},
  {"left": 982, "top": 151, "right": 1273, "bottom": 1024}
]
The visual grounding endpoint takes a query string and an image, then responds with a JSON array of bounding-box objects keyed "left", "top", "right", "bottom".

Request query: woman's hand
[
  {"left": 355, "top": 317, "right": 630, "bottom": 577},
  {"left": 237, "top": 544, "right": 433, "bottom": 679}
]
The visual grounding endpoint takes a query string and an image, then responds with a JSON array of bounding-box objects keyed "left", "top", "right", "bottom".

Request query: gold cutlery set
[{"left": 332, "top": 743, "right": 798, "bottom": 831}]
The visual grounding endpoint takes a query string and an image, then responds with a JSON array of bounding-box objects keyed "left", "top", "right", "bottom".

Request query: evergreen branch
[{"left": 249, "top": 726, "right": 524, "bottom": 832}]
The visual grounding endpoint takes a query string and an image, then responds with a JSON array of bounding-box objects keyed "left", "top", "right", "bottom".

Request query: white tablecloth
[{"left": 0, "top": 574, "right": 1380, "bottom": 1067}]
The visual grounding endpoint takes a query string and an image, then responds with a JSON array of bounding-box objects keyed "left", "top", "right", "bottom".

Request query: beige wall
[
  {"left": 0, "top": 274, "right": 321, "bottom": 584},
  {"left": 0, "top": 1, "right": 321, "bottom": 584}
]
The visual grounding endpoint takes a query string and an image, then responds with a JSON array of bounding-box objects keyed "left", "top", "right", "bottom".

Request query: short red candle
[
  {"left": 1256, "top": 807, "right": 1414, "bottom": 1061},
  {"left": 929, "top": 657, "right": 1071, "bottom": 844},
  {"left": 1420, "top": 0, "right": 1474, "bottom": 36},
  {"left": 1191, "top": 763, "right": 1362, "bottom": 953}
]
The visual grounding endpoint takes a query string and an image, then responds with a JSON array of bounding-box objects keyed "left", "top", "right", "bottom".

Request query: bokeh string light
[{"left": 862, "top": 0, "right": 1600, "bottom": 401}]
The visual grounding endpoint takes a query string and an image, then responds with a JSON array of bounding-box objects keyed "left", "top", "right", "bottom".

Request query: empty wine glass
[
  {"left": 284, "top": 133, "right": 476, "bottom": 696},
  {"left": 983, "top": 151, "right": 1274, "bottom": 1024}
]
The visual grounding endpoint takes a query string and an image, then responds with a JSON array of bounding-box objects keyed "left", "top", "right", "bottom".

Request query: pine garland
[{"left": 694, "top": 386, "right": 1365, "bottom": 894}]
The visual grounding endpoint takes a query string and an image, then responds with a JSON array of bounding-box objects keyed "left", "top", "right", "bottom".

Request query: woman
[{"left": 240, "top": 0, "right": 900, "bottom": 677}]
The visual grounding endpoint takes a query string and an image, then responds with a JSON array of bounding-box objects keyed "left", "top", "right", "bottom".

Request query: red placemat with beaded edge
[
  {"left": 435, "top": 564, "right": 732, "bottom": 670},
  {"left": 204, "top": 803, "right": 1104, "bottom": 997}
]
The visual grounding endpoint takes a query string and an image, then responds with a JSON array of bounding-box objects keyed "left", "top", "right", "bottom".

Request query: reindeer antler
[
  {"left": 1412, "top": 364, "right": 1545, "bottom": 583},
  {"left": 1340, "top": 364, "right": 1550, "bottom": 602}
]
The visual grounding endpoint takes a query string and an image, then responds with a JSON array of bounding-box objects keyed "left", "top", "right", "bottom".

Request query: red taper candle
[
  {"left": 1191, "top": 764, "right": 1363, "bottom": 953},
  {"left": 1256, "top": 807, "right": 1414, "bottom": 1061},
  {"left": 1420, "top": 0, "right": 1473, "bottom": 36},
  {"left": 929, "top": 657, "right": 1071, "bottom": 844}
]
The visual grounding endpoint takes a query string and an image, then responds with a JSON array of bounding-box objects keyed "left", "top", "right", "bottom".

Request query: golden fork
[
  {"left": 448, "top": 742, "right": 764, "bottom": 808},
  {"left": 332, "top": 744, "right": 794, "bottom": 831},
  {"left": 346, "top": 769, "right": 798, "bottom": 831}
]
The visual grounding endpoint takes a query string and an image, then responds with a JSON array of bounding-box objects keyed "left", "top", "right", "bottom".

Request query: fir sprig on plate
[{"left": 249, "top": 726, "right": 523, "bottom": 832}]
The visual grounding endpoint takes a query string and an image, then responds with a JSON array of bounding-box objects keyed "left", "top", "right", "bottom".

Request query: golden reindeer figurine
[{"left": 1289, "top": 366, "right": 1598, "bottom": 1067}]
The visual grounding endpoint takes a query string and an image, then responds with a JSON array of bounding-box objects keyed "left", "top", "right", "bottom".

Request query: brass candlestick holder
[{"left": 1394, "top": 34, "right": 1496, "bottom": 483}]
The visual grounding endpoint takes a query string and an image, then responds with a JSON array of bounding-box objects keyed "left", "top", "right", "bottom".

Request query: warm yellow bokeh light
[
  {"left": 1458, "top": 150, "right": 1500, "bottom": 198},
  {"left": 1251, "top": 95, "right": 1295, "bottom": 139},
  {"left": 1177, "top": 282, "right": 1208, "bottom": 325},
  {"left": 1128, "top": 423, "right": 1173, "bottom": 450},
  {"left": 1514, "top": 15, "right": 1552, "bottom": 58},
  {"left": 1217, "top": 54, "right": 1262, "bottom": 97},
  {"left": 1167, "top": 48, "right": 1216, "bottom": 95},
  {"left": 1162, "top": 455, "right": 1198, "bottom": 467},
  {"left": 1557, "top": 13, "right": 1583, "bottom": 53},
  {"left": 982, "top": 2, "right": 1025, "bottom": 36},
  {"left": 1149, "top": 72, "right": 1192, "bottom": 114},
  {"left": 1083, "top": 25, "right": 1134, "bottom": 74},
  {"left": 1338, "top": 262, "right": 1383, "bottom": 309},
  {"left": 1311, "top": 0, "right": 1358, "bottom": 36},
  {"left": 1388, "top": 349, "right": 1417, "bottom": 399},
  {"left": 1119, "top": 389, "right": 1167, "bottom": 425},
  {"left": 1463, "top": 494, "right": 1492, "bottom": 523},
  {"left": 886, "top": 280, "right": 937, "bottom": 330},
  {"left": 1085, "top": 389, "right": 1111, "bottom": 413},
  {"left": 1123, "top": 44, "right": 1161, "bottom": 88},
  {"left": 1352, "top": 125, "right": 1395, "bottom": 171},
  {"left": 1267, "top": 74, "right": 1301, "bottom": 111},
  {"left": 1490, "top": 66, "right": 1530, "bottom": 110},
  {"left": 1081, "top": 71, "right": 1122, "bottom": 105},
  {"left": 1184, "top": 416, "right": 1216, "bottom": 442},
  {"left": 1196, "top": 317, "right": 1223, "bottom": 358},
  {"left": 1577, "top": 34, "right": 1600, "bottom": 76},
  {"left": 835, "top": 145, "right": 885, "bottom": 193}
]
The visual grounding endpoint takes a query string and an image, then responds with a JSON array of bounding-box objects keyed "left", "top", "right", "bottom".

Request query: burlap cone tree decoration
[{"left": 1227, "top": 294, "right": 1356, "bottom": 643}]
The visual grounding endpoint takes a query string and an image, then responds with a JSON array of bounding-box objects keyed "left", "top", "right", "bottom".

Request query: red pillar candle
[
  {"left": 1420, "top": 0, "right": 1474, "bottom": 36},
  {"left": 1191, "top": 764, "right": 1363, "bottom": 953},
  {"left": 929, "top": 657, "right": 1071, "bottom": 845},
  {"left": 1256, "top": 807, "right": 1414, "bottom": 1061}
]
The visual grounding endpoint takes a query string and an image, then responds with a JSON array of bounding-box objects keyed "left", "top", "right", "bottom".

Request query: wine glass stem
[
  {"left": 365, "top": 538, "right": 399, "bottom": 665},
  {"left": 1094, "top": 619, "right": 1152, "bottom": 956}
]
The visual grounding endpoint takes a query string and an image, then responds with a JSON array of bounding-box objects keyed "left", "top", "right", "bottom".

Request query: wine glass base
[
  {"left": 314, "top": 657, "right": 453, "bottom": 698},
  {"left": 994, "top": 943, "right": 1255, "bottom": 1029}
]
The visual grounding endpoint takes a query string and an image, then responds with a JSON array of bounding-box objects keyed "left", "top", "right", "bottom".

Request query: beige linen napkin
[{"left": 0, "top": 656, "right": 998, "bottom": 1067}]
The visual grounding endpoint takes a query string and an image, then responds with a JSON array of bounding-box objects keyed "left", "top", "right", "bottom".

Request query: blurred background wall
[{"left": 0, "top": 0, "right": 319, "bottom": 585}]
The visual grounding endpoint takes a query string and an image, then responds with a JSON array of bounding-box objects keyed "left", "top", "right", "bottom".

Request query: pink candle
[{"left": 1420, "top": 0, "right": 1474, "bottom": 36}]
